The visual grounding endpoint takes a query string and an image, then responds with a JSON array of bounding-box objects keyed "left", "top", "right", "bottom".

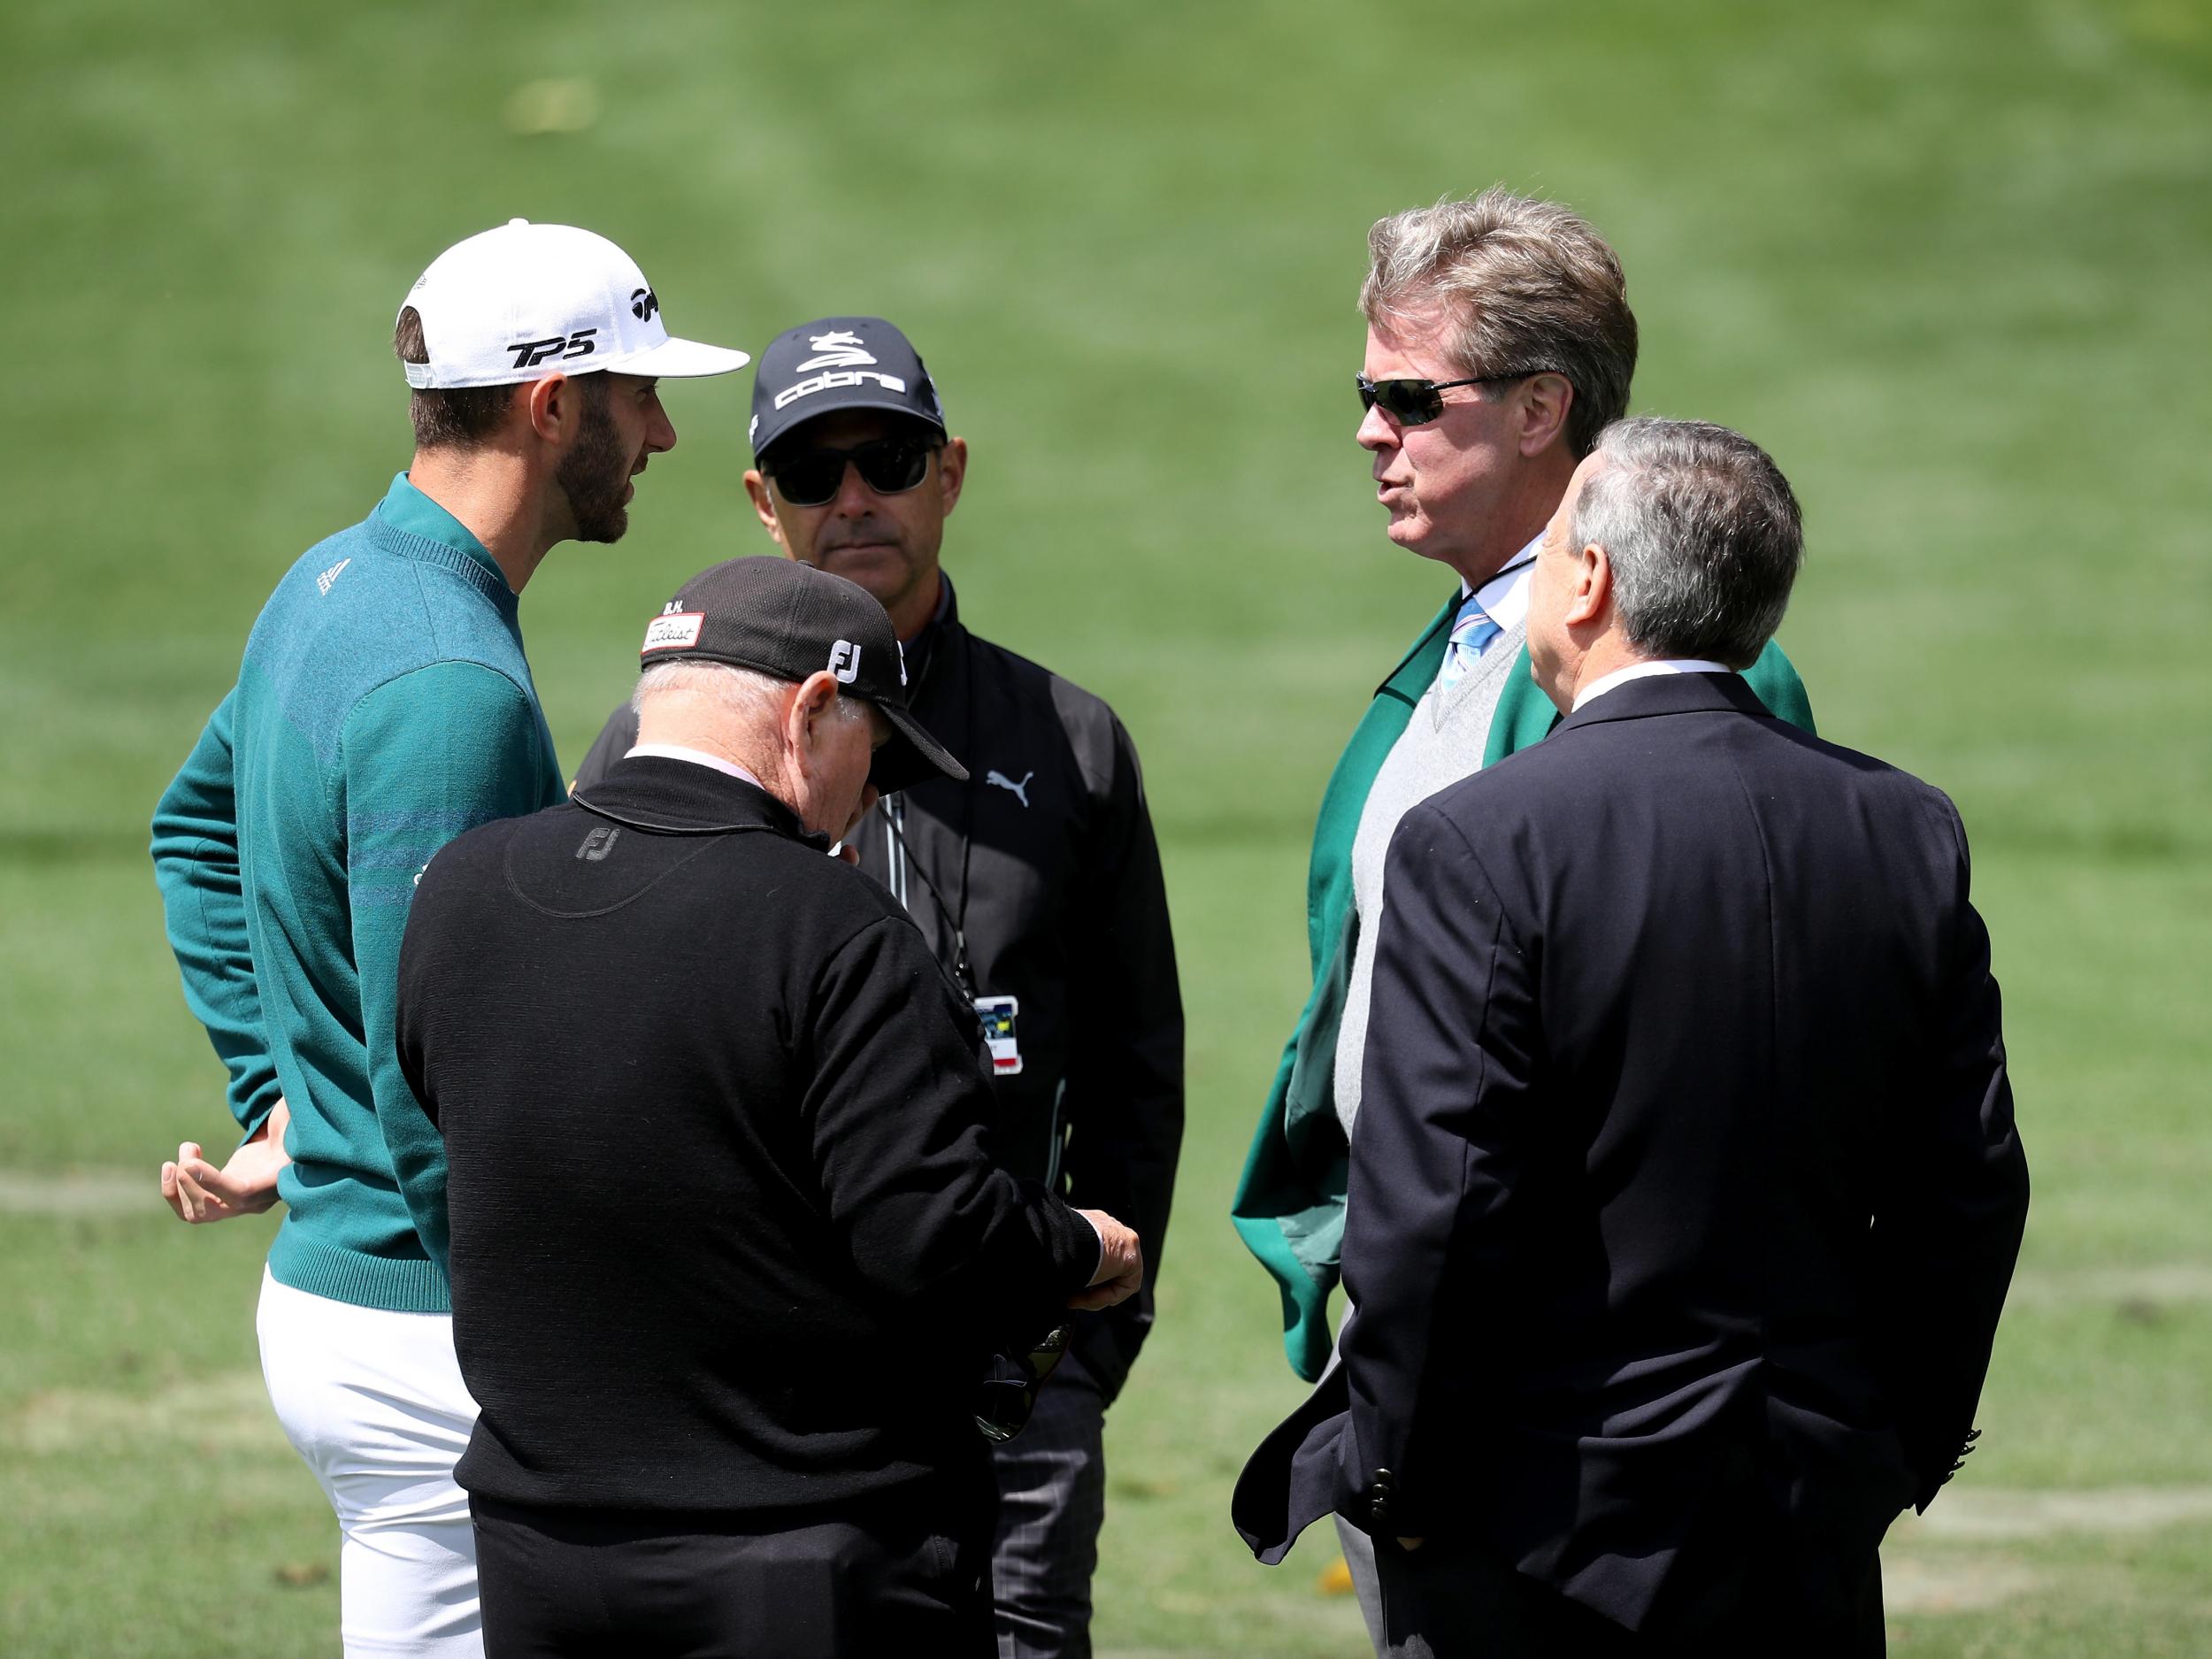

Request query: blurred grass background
[{"left": 4, "top": 0, "right": 2208, "bottom": 1653}]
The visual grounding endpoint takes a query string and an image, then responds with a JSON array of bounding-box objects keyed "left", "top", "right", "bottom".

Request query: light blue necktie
[{"left": 1435, "top": 591, "right": 1503, "bottom": 695}]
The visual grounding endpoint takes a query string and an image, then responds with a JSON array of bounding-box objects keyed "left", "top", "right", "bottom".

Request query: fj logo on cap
[
  {"left": 641, "top": 611, "right": 704, "bottom": 653},
  {"left": 828, "top": 640, "right": 861, "bottom": 683},
  {"left": 796, "top": 331, "right": 875, "bottom": 371}
]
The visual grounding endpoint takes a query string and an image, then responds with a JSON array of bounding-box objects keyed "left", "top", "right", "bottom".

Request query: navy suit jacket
[{"left": 1233, "top": 672, "right": 2028, "bottom": 1633}]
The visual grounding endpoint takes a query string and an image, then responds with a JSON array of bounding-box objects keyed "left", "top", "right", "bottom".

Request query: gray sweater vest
[{"left": 1333, "top": 618, "right": 1528, "bottom": 1135}]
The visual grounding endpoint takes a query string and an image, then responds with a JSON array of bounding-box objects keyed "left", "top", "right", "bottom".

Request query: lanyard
[{"left": 880, "top": 626, "right": 981, "bottom": 998}]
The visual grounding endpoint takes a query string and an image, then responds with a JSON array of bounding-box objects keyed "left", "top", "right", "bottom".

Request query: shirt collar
[
  {"left": 574, "top": 754, "right": 827, "bottom": 849},
  {"left": 1571, "top": 658, "right": 1732, "bottom": 712},
  {"left": 1456, "top": 530, "right": 1544, "bottom": 633},
  {"left": 625, "top": 743, "right": 766, "bottom": 790},
  {"left": 375, "top": 472, "right": 510, "bottom": 590}
]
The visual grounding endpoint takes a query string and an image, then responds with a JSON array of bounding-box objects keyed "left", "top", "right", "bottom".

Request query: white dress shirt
[
  {"left": 1571, "top": 658, "right": 1732, "bottom": 712},
  {"left": 1457, "top": 532, "right": 1541, "bottom": 632}
]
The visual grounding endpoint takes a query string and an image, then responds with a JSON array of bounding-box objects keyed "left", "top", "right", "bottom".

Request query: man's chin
[
  {"left": 1384, "top": 521, "right": 1434, "bottom": 558},
  {"left": 809, "top": 543, "right": 907, "bottom": 599},
  {"left": 578, "top": 508, "right": 630, "bottom": 546}
]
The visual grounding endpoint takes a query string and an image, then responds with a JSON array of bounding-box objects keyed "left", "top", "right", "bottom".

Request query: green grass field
[{"left": 4, "top": 0, "right": 2209, "bottom": 1652}]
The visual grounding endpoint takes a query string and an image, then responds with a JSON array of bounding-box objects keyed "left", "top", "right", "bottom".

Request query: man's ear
[
  {"left": 1516, "top": 373, "right": 1574, "bottom": 459},
  {"left": 743, "top": 470, "right": 788, "bottom": 549},
  {"left": 523, "top": 373, "right": 577, "bottom": 445},
  {"left": 934, "top": 435, "right": 969, "bottom": 520},
  {"left": 1566, "top": 540, "right": 1611, "bottom": 629},
  {"left": 786, "top": 670, "right": 841, "bottom": 753}
]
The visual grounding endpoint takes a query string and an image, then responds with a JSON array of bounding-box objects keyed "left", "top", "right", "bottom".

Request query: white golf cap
[{"left": 398, "top": 219, "right": 750, "bottom": 389}]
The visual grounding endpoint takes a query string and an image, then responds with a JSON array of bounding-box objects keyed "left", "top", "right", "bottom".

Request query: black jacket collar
[
  {"left": 902, "top": 571, "right": 964, "bottom": 691},
  {"left": 1553, "top": 670, "right": 1769, "bottom": 737},
  {"left": 570, "top": 756, "right": 830, "bottom": 849}
]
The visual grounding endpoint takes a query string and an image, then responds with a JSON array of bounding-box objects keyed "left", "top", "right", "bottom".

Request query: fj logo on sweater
[
  {"left": 828, "top": 640, "right": 860, "bottom": 683},
  {"left": 316, "top": 558, "right": 351, "bottom": 595},
  {"left": 641, "top": 612, "right": 704, "bottom": 653},
  {"left": 576, "top": 826, "right": 620, "bottom": 862}
]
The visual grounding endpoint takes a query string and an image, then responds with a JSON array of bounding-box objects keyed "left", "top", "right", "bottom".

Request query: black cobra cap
[
  {"left": 637, "top": 557, "right": 966, "bottom": 794},
  {"left": 747, "top": 316, "right": 947, "bottom": 460}
]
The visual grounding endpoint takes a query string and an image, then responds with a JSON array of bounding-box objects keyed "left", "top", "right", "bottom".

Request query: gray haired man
[
  {"left": 1229, "top": 190, "right": 1821, "bottom": 1633},
  {"left": 1236, "top": 419, "right": 2025, "bottom": 1656}
]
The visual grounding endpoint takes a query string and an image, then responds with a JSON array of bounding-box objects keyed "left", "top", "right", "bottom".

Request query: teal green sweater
[
  {"left": 1231, "top": 595, "right": 1816, "bottom": 1380},
  {"left": 152, "top": 475, "right": 565, "bottom": 1311}
]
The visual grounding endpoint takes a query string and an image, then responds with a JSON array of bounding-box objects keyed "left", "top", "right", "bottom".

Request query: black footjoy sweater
[{"left": 396, "top": 756, "right": 1100, "bottom": 1517}]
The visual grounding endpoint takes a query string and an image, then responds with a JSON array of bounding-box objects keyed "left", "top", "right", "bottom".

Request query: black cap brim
[{"left": 870, "top": 703, "right": 969, "bottom": 795}]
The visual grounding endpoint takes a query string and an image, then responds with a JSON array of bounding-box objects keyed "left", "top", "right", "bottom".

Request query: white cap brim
[{"left": 621, "top": 337, "right": 751, "bottom": 379}]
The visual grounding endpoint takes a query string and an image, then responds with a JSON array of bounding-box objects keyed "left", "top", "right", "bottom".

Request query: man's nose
[
  {"left": 647, "top": 398, "right": 678, "bottom": 456},
  {"left": 1356, "top": 402, "right": 1398, "bottom": 452},
  {"left": 832, "top": 459, "right": 877, "bottom": 514}
]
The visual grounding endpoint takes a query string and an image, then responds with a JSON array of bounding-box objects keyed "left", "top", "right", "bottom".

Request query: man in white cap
[{"left": 148, "top": 219, "right": 747, "bottom": 1657}]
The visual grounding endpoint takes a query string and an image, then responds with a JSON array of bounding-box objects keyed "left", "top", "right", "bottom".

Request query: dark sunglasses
[
  {"left": 1356, "top": 369, "right": 1556, "bottom": 426},
  {"left": 975, "top": 1324, "right": 1069, "bottom": 1444},
  {"left": 766, "top": 436, "right": 935, "bottom": 508}
]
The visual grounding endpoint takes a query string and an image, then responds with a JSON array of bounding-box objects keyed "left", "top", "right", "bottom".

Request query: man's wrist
[{"left": 1079, "top": 1209, "right": 1106, "bottom": 1283}]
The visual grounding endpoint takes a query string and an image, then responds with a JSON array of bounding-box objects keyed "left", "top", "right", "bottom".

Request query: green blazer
[{"left": 1230, "top": 594, "right": 1817, "bottom": 1380}]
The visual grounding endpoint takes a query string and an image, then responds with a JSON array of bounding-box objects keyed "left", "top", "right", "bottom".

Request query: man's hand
[
  {"left": 160, "top": 1098, "right": 291, "bottom": 1223},
  {"left": 1067, "top": 1209, "right": 1142, "bottom": 1310}
]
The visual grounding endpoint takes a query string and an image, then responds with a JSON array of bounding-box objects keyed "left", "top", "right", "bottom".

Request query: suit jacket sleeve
[
  {"left": 1337, "top": 800, "right": 1541, "bottom": 1538},
  {"left": 1059, "top": 710, "right": 1185, "bottom": 1398},
  {"left": 807, "top": 916, "right": 1102, "bottom": 1348},
  {"left": 1867, "top": 796, "right": 2029, "bottom": 1510}
]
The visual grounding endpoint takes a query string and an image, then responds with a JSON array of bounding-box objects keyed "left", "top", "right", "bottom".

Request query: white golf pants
[{"left": 257, "top": 1269, "right": 482, "bottom": 1657}]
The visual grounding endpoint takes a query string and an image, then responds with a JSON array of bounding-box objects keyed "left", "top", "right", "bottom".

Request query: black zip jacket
[
  {"left": 396, "top": 757, "right": 1102, "bottom": 1516},
  {"left": 576, "top": 576, "right": 1185, "bottom": 1400}
]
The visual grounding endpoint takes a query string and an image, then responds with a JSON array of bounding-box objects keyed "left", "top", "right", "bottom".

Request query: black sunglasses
[
  {"left": 975, "top": 1324, "right": 1069, "bottom": 1444},
  {"left": 765, "top": 436, "right": 935, "bottom": 508},
  {"left": 1356, "top": 369, "right": 1557, "bottom": 426}
]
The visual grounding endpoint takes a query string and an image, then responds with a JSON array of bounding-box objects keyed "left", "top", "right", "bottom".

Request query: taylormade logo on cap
[{"left": 399, "top": 219, "right": 752, "bottom": 391}]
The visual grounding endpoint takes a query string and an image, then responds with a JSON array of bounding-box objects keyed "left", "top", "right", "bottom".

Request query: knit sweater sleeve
[
  {"left": 805, "top": 915, "right": 1100, "bottom": 1344},
  {"left": 341, "top": 661, "right": 552, "bottom": 1272},
  {"left": 150, "top": 687, "right": 283, "bottom": 1141}
]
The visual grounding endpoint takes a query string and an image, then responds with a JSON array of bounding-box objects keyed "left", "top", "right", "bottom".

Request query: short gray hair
[
  {"left": 1571, "top": 417, "right": 1803, "bottom": 669},
  {"left": 1361, "top": 189, "right": 1638, "bottom": 458},
  {"left": 630, "top": 660, "right": 865, "bottom": 725}
]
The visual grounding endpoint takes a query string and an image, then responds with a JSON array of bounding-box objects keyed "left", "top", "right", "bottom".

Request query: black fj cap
[
  {"left": 748, "top": 315, "right": 947, "bottom": 461},
  {"left": 638, "top": 557, "right": 967, "bottom": 794}
]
